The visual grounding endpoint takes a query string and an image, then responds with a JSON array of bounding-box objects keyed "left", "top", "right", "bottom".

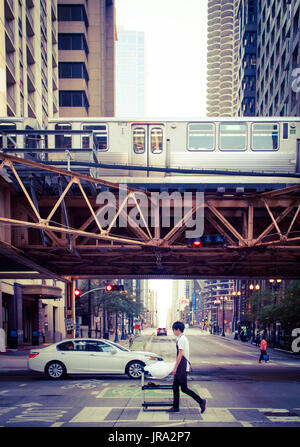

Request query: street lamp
[
  {"left": 220, "top": 296, "right": 228, "bottom": 336},
  {"left": 214, "top": 299, "right": 221, "bottom": 334},
  {"left": 232, "top": 291, "right": 241, "bottom": 338}
]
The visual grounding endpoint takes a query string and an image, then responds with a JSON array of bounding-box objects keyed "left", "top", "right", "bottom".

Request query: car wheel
[
  {"left": 45, "top": 361, "right": 66, "bottom": 380},
  {"left": 126, "top": 361, "right": 145, "bottom": 379}
]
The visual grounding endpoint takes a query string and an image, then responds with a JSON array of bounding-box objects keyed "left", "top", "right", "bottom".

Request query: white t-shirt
[{"left": 177, "top": 334, "right": 190, "bottom": 372}]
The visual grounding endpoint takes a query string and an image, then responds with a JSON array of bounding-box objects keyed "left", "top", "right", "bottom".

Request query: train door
[{"left": 131, "top": 124, "right": 166, "bottom": 177}]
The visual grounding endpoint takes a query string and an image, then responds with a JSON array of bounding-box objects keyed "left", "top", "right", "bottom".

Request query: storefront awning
[{"left": 22, "top": 285, "right": 62, "bottom": 299}]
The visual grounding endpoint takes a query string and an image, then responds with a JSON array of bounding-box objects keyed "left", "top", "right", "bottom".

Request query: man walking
[{"left": 166, "top": 321, "right": 207, "bottom": 414}]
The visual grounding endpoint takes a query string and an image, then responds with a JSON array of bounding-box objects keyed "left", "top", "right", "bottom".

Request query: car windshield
[{"left": 106, "top": 340, "right": 129, "bottom": 352}]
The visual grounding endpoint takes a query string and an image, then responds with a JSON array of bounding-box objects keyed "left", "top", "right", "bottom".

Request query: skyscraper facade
[
  {"left": 0, "top": 0, "right": 115, "bottom": 125},
  {"left": 1, "top": 0, "right": 59, "bottom": 126},
  {"left": 255, "top": 0, "right": 300, "bottom": 116},
  {"left": 58, "top": 0, "right": 115, "bottom": 117},
  {"left": 116, "top": 27, "right": 145, "bottom": 117},
  {"left": 206, "top": 0, "right": 239, "bottom": 116},
  {"left": 207, "top": 0, "right": 300, "bottom": 117}
]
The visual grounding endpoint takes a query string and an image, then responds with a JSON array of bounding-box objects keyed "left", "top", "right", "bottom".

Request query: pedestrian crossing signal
[{"left": 105, "top": 284, "right": 124, "bottom": 292}]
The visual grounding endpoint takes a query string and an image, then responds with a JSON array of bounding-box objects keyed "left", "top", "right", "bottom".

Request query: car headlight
[{"left": 145, "top": 356, "right": 163, "bottom": 361}]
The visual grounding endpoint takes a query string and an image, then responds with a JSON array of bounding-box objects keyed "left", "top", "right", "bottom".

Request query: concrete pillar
[{"left": 7, "top": 283, "right": 23, "bottom": 348}]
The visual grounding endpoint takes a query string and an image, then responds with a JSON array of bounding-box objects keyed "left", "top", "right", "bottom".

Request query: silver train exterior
[{"left": 1, "top": 117, "right": 300, "bottom": 185}]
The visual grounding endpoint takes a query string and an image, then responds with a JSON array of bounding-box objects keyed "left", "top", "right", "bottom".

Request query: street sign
[{"left": 65, "top": 318, "right": 74, "bottom": 331}]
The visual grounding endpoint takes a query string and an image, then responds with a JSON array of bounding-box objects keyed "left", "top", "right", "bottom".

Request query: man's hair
[{"left": 172, "top": 321, "right": 185, "bottom": 332}]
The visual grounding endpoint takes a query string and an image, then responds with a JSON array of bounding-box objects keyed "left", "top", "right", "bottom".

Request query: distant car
[
  {"left": 157, "top": 328, "right": 167, "bottom": 336},
  {"left": 28, "top": 338, "right": 163, "bottom": 380}
]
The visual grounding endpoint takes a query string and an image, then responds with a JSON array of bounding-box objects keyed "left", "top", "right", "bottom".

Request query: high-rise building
[
  {"left": 235, "top": 0, "right": 258, "bottom": 116},
  {"left": 1, "top": 0, "right": 59, "bottom": 126},
  {"left": 206, "top": 0, "right": 239, "bottom": 116},
  {"left": 207, "top": 0, "right": 300, "bottom": 117},
  {"left": 255, "top": 0, "right": 300, "bottom": 116},
  {"left": 0, "top": 0, "right": 116, "bottom": 125},
  {"left": 116, "top": 27, "right": 145, "bottom": 117},
  {"left": 58, "top": 0, "right": 115, "bottom": 117}
]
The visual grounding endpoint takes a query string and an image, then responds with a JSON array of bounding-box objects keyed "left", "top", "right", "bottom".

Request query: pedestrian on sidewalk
[
  {"left": 259, "top": 335, "right": 268, "bottom": 363},
  {"left": 166, "top": 321, "right": 207, "bottom": 414},
  {"left": 129, "top": 333, "right": 134, "bottom": 349},
  {"left": 255, "top": 332, "right": 261, "bottom": 347}
]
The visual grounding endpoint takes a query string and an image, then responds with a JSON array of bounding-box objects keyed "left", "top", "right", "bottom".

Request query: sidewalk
[
  {"left": 0, "top": 328, "right": 155, "bottom": 374},
  {"left": 210, "top": 330, "right": 299, "bottom": 357}
]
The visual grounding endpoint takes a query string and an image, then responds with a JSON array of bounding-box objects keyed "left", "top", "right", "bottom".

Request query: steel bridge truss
[{"left": 0, "top": 153, "right": 300, "bottom": 279}]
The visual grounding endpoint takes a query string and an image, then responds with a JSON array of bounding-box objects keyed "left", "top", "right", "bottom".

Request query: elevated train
[{"left": 1, "top": 116, "right": 300, "bottom": 187}]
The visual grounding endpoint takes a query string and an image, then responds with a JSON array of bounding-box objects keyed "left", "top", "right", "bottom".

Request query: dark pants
[
  {"left": 259, "top": 349, "right": 267, "bottom": 362},
  {"left": 173, "top": 374, "right": 203, "bottom": 409}
]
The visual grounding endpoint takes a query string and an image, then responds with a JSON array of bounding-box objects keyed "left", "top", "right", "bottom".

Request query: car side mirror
[{"left": 110, "top": 349, "right": 117, "bottom": 355}]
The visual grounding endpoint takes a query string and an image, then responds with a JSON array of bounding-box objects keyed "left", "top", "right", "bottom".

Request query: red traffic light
[
  {"left": 105, "top": 284, "right": 124, "bottom": 292},
  {"left": 74, "top": 288, "right": 81, "bottom": 298},
  {"left": 192, "top": 240, "right": 202, "bottom": 248}
]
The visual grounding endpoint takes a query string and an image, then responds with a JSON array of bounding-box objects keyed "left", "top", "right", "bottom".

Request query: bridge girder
[{"left": 0, "top": 153, "right": 300, "bottom": 279}]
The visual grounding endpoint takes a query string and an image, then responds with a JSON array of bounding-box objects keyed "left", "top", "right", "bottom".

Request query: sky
[
  {"left": 115, "top": 1, "right": 208, "bottom": 325},
  {"left": 149, "top": 280, "right": 173, "bottom": 327},
  {"left": 115, "top": 0, "right": 208, "bottom": 118}
]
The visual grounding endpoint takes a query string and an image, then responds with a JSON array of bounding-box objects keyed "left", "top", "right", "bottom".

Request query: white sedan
[{"left": 28, "top": 338, "right": 163, "bottom": 380}]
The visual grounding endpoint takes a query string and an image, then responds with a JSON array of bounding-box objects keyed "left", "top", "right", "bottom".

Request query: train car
[
  {"left": 1, "top": 117, "right": 300, "bottom": 186},
  {"left": 46, "top": 116, "right": 300, "bottom": 186},
  {"left": 0, "top": 117, "right": 41, "bottom": 156}
]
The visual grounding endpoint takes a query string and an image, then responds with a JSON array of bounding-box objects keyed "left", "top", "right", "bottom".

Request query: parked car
[
  {"left": 157, "top": 328, "right": 167, "bottom": 336},
  {"left": 28, "top": 338, "right": 163, "bottom": 380}
]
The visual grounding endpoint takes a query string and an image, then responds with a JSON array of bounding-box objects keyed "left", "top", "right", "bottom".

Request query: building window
[
  {"left": 252, "top": 123, "right": 279, "bottom": 151},
  {"left": 59, "top": 62, "right": 89, "bottom": 83},
  {"left": 220, "top": 123, "right": 247, "bottom": 151},
  {"left": 59, "top": 91, "right": 89, "bottom": 112},
  {"left": 188, "top": 123, "right": 215, "bottom": 151},
  {"left": 58, "top": 5, "right": 88, "bottom": 29},
  {"left": 58, "top": 34, "right": 89, "bottom": 56}
]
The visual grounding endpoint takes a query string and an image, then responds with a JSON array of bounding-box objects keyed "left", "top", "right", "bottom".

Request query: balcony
[
  {"left": 7, "top": 90, "right": 16, "bottom": 116},
  {"left": 5, "top": 0, "right": 14, "bottom": 20},
  {"left": 26, "top": 8, "right": 34, "bottom": 37},
  {"left": 27, "top": 93, "right": 36, "bottom": 118},
  {"left": 5, "top": 19, "right": 15, "bottom": 52},
  {"left": 6, "top": 52, "right": 16, "bottom": 83},
  {"left": 27, "top": 64, "right": 35, "bottom": 92},
  {"left": 26, "top": 37, "right": 35, "bottom": 64}
]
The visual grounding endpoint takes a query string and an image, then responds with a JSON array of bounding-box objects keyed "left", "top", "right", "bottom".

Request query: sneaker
[
  {"left": 166, "top": 407, "right": 180, "bottom": 413},
  {"left": 200, "top": 399, "right": 207, "bottom": 414}
]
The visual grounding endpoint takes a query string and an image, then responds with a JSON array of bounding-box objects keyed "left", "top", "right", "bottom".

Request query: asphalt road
[{"left": 0, "top": 328, "right": 299, "bottom": 431}]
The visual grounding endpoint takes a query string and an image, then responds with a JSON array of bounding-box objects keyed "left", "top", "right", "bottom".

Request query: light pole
[
  {"left": 214, "top": 299, "right": 221, "bottom": 334},
  {"left": 249, "top": 283, "right": 260, "bottom": 342},
  {"left": 232, "top": 290, "right": 241, "bottom": 337},
  {"left": 268, "top": 279, "right": 282, "bottom": 346},
  {"left": 220, "top": 296, "right": 228, "bottom": 336}
]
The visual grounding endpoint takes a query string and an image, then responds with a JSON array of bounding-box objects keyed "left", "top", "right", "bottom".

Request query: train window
[
  {"left": 252, "top": 123, "right": 279, "bottom": 150},
  {"left": 151, "top": 127, "right": 163, "bottom": 153},
  {"left": 188, "top": 124, "right": 215, "bottom": 151},
  {"left": 220, "top": 123, "right": 247, "bottom": 151},
  {"left": 133, "top": 127, "right": 145, "bottom": 154},
  {"left": 0, "top": 123, "right": 17, "bottom": 149},
  {"left": 82, "top": 124, "right": 108, "bottom": 151},
  {"left": 55, "top": 124, "right": 72, "bottom": 149}
]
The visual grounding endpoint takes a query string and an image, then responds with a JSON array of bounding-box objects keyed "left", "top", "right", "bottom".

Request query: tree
[{"left": 75, "top": 279, "right": 143, "bottom": 321}]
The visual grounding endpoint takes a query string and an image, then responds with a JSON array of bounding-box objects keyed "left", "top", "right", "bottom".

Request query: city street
[{"left": 0, "top": 328, "right": 299, "bottom": 428}]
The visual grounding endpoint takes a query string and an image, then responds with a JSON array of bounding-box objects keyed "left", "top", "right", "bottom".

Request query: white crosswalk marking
[
  {"left": 201, "top": 408, "right": 236, "bottom": 423},
  {"left": 69, "top": 407, "right": 111, "bottom": 423}
]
